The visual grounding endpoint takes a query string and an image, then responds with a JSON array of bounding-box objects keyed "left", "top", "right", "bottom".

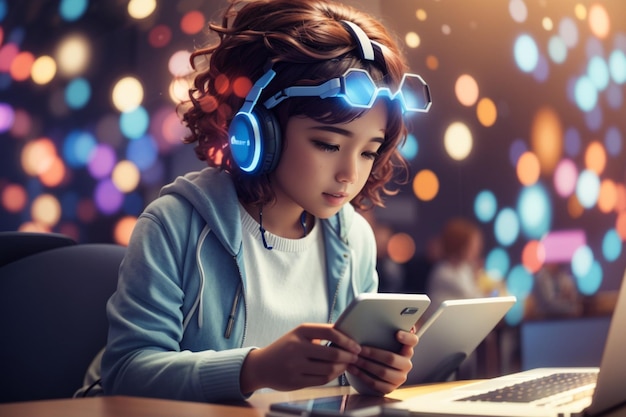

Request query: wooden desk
[{"left": 0, "top": 381, "right": 469, "bottom": 417}]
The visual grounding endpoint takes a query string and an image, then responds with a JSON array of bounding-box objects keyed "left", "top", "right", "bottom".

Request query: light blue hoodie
[{"left": 101, "top": 167, "right": 378, "bottom": 402}]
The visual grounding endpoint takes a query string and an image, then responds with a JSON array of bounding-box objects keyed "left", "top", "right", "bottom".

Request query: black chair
[
  {"left": 0, "top": 231, "right": 77, "bottom": 267},
  {"left": 0, "top": 243, "right": 126, "bottom": 403}
]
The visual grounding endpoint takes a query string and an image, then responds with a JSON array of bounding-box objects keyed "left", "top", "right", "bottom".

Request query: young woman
[{"left": 100, "top": 0, "right": 431, "bottom": 402}]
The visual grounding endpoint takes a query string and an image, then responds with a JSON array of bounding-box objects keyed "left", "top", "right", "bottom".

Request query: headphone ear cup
[
  {"left": 254, "top": 105, "right": 282, "bottom": 175},
  {"left": 228, "top": 106, "right": 281, "bottom": 176}
]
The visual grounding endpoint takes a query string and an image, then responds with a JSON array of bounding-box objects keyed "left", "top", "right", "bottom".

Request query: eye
[
  {"left": 362, "top": 151, "right": 380, "bottom": 161},
  {"left": 312, "top": 140, "right": 339, "bottom": 153}
]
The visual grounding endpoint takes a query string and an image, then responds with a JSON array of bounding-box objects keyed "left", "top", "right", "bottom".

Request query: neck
[{"left": 246, "top": 203, "right": 312, "bottom": 240}]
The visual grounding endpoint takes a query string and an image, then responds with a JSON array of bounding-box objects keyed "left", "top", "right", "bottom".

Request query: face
[{"left": 270, "top": 101, "right": 388, "bottom": 219}]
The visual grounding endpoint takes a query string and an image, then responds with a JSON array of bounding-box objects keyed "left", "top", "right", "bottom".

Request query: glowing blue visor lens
[
  {"left": 264, "top": 68, "right": 432, "bottom": 113},
  {"left": 342, "top": 70, "right": 378, "bottom": 107}
]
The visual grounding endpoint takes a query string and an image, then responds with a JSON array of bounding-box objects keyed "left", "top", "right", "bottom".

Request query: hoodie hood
[{"left": 160, "top": 168, "right": 242, "bottom": 256}]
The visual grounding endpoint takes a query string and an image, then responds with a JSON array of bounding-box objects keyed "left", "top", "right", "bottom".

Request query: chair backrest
[
  {"left": 0, "top": 243, "right": 126, "bottom": 403},
  {"left": 0, "top": 231, "right": 77, "bottom": 267}
]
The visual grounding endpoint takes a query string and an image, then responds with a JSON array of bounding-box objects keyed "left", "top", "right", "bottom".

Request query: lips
[
  {"left": 324, "top": 191, "right": 349, "bottom": 198},
  {"left": 323, "top": 191, "right": 349, "bottom": 206}
]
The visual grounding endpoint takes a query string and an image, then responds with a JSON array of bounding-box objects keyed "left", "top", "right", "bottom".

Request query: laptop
[
  {"left": 406, "top": 296, "right": 517, "bottom": 385},
  {"left": 385, "top": 270, "right": 626, "bottom": 417}
]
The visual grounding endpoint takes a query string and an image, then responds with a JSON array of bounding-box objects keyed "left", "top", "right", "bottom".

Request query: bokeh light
[
  {"left": 443, "top": 122, "right": 472, "bottom": 160},
  {"left": 516, "top": 152, "right": 540, "bottom": 186},
  {"left": 474, "top": 190, "right": 497, "bottom": 223},
  {"left": 128, "top": 0, "right": 157, "bottom": 20},
  {"left": 112, "top": 77, "right": 144, "bottom": 112},
  {"left": 412, "top": 169, "right": 439, "bottom": 201},
  {"left": 494, "top": 208, "right": 520, "bottom": 247},
  {"left": 575, "top": 169, "right": 601, "bottom": 209},
  {"left": 476, "top": 97, "right": 497, "bottom": 127},
  {"left": 530, "top": 107, "right": 563, "bottom": 176},
  {"left": 514, "top": 34, "right": 539, "bottom": 73},
  {"left": 387, "top": 233, "right": 416, "bottom": 263},
  {"left": 31, "top": 55, "right": 57, "bottom": 85},
  {"left": 455, "top": 74, "right": 479, "bottom": 107},
  {"left": 517, "top": 183, "right": 552, "bottom": 240},
  {"left": 56, "top": 34, "right": 90, "bottom": 77},
  {"left": 485, "top": 247, "right": 510, "bottom": 281}
]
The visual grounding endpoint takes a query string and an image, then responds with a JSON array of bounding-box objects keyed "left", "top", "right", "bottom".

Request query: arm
[{"left": 101, "top": 206, "right": 251, "bottom": 402}]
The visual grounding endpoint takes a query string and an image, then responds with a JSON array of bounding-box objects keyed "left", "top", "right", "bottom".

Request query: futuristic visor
[{"left": 263, "top": 68, "right": 432, "bottom": 114}]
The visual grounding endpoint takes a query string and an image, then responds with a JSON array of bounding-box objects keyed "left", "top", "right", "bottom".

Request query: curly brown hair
[{"left": 180, "top": 0, "right": 414, "bottom": 209}]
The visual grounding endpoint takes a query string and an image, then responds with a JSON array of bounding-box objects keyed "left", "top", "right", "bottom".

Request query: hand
[
  {"left": 346, "top": 329, "right": 419, "bottom": 395},
  {"left": 240, "top": 323, "right": 361, "bottom": 394}
]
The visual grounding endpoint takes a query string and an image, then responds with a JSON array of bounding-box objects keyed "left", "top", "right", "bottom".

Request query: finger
[
  {"left": 295, "top": 324, "right": 362, "bottom": 354},
  {"left": 300, "top": 340, "right": 360, "bottom": 365},
  {"left": 347, "top": 365, "right": 397, "bottom": 395},
  {"left": 397, "top": 330, "right": 419, "bottom": 349},
  {"left": 352, "top": 355, "right": 409, "bottom": 387}
]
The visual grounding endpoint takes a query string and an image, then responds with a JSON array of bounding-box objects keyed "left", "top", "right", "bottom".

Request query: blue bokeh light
[
  {"left": 514, "top": 34, "right": 539, "bottom": 73},
  {"left": 120, "top": 106, "right": 150, "bottom": 140},
  {"left": 63, "top": 130, "right": 97, "bottom": 168},
  {"left": 587, "top": 56, "right": 610, "bottom": 91},
  {"left": 65, "top": 77, "right": 91, "bottom": 109},
  {"left": 474, "top": 189, "right": 497, "bottom": 223},
  {"left": 571, "top": 244, "right": 594, "bottom": 280},
  {"left": 506, "top": 264, "right": 534, "bottom": 298},
  {"left": 602, "top": 229, "right": 622, "bottom": 262},
  {"left": 400, "top": 133, "right": 418, "bottom": 160},
  {"left": 575, "top": 260, "right": 602, "bottom": 295},
  {"left": 0, "top": 0, "right": 7, "bottom": 22},
  {"left": 485, "top": 247, "right": 510, "bottom": 281},
  {"left": 609, "top": 49, "right": 626, "bottom": 84},
  {"left": 127, "top": 134, "right": 158, "bottom": 171},
  {"left": 575, "top": 169, "right": 600, "bottom": 209},
  {"left": 59, "top": 0, "right": 89, "bottom": 22},
  {"left": 517, "top": 183, "right": 552, "bottom": 239},
  {"left": 494, "top": 207, "right": 520, "bottom": 247},
  {"left": 574, "top": 76, "right": 598, "bottom": 112}
]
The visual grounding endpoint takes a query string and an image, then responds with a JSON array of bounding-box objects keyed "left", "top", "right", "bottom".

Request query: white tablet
[
  {"left": 333, "top": 293, "right": 431, "bottom": 353},
  {"left": 406, "top": 296, "right": 517, "bottom": 385}
]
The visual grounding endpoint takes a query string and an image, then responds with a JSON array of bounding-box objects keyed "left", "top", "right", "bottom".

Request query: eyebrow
[{"left": 308, "top": 125, "right": 385, "bottom": 143}]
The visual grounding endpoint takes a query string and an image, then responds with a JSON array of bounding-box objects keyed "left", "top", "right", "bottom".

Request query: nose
[{"left": 335, "top": 156, "right": 358, "bottom": 184}]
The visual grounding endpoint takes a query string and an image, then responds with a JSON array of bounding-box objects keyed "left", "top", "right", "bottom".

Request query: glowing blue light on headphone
[{"left": 264, "top": 68, "right": 432, "bottom": 113}]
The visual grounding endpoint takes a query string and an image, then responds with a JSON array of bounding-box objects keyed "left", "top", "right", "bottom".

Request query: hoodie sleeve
[{"left": 101, "top": 197, "right": 253, "bottom": 403}]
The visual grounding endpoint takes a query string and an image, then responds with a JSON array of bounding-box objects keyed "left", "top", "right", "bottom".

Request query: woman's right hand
[{"left": 239, "top": 323, "right": 361, "bottom": 394}]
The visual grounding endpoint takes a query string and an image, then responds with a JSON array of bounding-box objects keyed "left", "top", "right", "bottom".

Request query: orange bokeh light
[
  {"left": 584, "top": 141, "right": 606, "bottom": 175},
  {"left": 597, "top": 179, "right": 617, "bottom": 213},
  {"left": 114, "top": 216, "right": 137, "bottom": 246},
  {"left": 588, "top": 4, "right": 610, "bottom": 39},
  {"left": 387, "top": 232, "right": 416, "bottom": 263},
  {"left": 516, "top": 151, "right": 541, "bottom": 186},
  {"left": 476, "top": 97, "right": 497, "bottom": 127},
  {"left": 412, "top": 169, "right": 439, "bottom": 201}
]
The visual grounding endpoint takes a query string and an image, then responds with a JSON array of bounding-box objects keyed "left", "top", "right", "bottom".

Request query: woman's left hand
[{"left": 346, "top": 328, "right": 419, "bottom": 395}]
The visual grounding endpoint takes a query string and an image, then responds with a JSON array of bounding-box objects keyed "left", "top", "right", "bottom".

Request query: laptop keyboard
[{"left": 458, "top": 372, "right": 598, "bottom": 403}]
